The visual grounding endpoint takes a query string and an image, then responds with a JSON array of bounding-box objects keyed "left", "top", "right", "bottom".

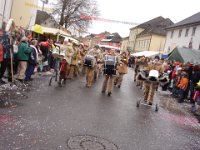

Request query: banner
[{"left": 80, "top": 15, "right": 138, "bottom": 25}]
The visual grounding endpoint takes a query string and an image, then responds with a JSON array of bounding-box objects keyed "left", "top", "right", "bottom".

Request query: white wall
[
  {"left": 0, "top": 0, "right": 13, "bottom": 28},
  {"left": 164, "top": 25, "right": 200, "bottom": 53}
]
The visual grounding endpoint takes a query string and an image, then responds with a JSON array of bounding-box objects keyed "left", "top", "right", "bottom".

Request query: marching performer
[
  {"left": 114, "top": 52, "right": 128, "bottom": 88},
  {"left": 79, "top": 44, "right": 88, "bottom": 74},
  {"left": 84, "top": 45, "right": 101, "bottom": 88},
  {"left": 143, "top": 58, "right": 163, "bottom": 105},
  {"left": 68, "top": 42, "right": 81, "bottom": 79},
  {"left": 102, "top": 48, "right": 120, "bottom": 96},
  {"left": 134, "top": 56, "right": 149, "bottom": 88},
  {"left": 60, "top": 38, "right": 74, "bottom": 82}
]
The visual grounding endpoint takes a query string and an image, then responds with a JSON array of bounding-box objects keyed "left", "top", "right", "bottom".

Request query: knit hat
[{"left": 21, "top": 36, "right": 28, "bottom": 42}]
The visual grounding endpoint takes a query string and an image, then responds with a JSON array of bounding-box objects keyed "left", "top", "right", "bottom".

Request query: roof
[
  {"left": 167, "top": 12, "right": 200, "bottom": 29},
  {"left": 31, "top": 25, "right": 71, "bottom": 37},
  {"left": 35, "top": 10, "right": 50, "bottom": 25},
  {"left": 101, "top": 39, "right": 112, "bottom": 42},
  {"left": 130, "top": 16, "right": 174, "bottom": 36},
  {"left": 122, "top": 36, "right": 129, "bottom": 40},
  {"left": 106, "top": 32, "right": 122, "bottom": 43},
  {"left": 98, "top": 44, "right": 120, "bottom": 50},
  {"left": 131, "top": 51, "right": 159, "bottom": 57},
  {"left": 138, "top": 17, "right": 174, "bottom": 36}
]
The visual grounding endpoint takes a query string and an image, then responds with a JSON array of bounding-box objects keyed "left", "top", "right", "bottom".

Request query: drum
[
  {"left": 84, "top": 55, "right": 96, "bottom": 68},
  {"left": 103, "top": 55, "right": 117, "bottom": 75},
  {"left": 148, "top": 70, "right": 159, "bottom": 82}
]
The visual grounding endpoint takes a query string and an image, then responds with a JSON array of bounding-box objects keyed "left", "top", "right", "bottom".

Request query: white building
[
  {"left": 0, "top": 0, "right": 13, "bottom": 28},
  {"left": 121, "top": 37, "right": 129, "bottom": 51},
  {"left": 164, "top": 12, "right": 200, "bottom": 54}
]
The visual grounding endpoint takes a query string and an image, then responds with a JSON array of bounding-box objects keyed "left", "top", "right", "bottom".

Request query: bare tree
[{"left": 52, "top": 0, "right": 99, "bottom": 33}]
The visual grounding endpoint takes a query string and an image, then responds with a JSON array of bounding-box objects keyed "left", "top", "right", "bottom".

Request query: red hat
[
  {"left": 41, "top": 41, "right": 49, "bottom": 47},
  {"left": 27, "top": 35, "right": 32, "bottom": 40}
]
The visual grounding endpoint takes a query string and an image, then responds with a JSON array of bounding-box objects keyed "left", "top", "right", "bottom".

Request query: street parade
[{"left": 0, "top": 0, "right": 200, "bottom": 149}]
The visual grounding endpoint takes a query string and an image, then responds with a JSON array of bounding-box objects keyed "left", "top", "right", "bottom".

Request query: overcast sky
[
  {"left": 88, "top": 0, "right": 200, "bottom": 37},
  {"left": 45, "top": 0, "right": 200, "bottom": 37}
]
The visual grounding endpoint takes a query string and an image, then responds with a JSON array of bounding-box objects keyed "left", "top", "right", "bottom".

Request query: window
[
  {"left": 170, "top": 30, "right": 174, "bottom": 38},
  {"left": 185, "top": 29, "right": 189, "bottom": 37},
  {"left": 178, "top": 29, "right": 182, "bottom": 37},
  {"left": 192, "top": 27, "right": 196, "bottom": 36}
]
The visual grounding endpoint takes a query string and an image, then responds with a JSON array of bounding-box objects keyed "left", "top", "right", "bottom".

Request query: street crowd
[
  {"left": 132, "top": 55, "right": 200, "bottom": 114},
  {"left": 0, "top": 20, "right": 200, "bottom": 115},
  {"left": 0, "top": 21, "right": 129, "bottom": 97}
]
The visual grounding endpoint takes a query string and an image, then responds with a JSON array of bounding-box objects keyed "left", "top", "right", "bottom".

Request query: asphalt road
[{"left": 0, "top": 69, "right": 200, "bottom": 150}]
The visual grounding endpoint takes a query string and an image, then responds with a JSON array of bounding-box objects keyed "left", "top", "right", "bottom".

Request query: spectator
[
  {"left": 172, "top": 67, "right": 182, "bottom": 97},
  {"left": 178, "top": 71, "right": 189, "bottom": 103},
  {"left": 25, "top": 40, "right": 38, "bottom": 82},
  {"left": 190, "top": 65, "right": 200, "bottom": 103},
  {"left": 0, "top": 28, "right": 13, "bottom": 83},
  {"left": 48, "top": 39, "right": 55, "bottom": 69},
  {"left": 17, "top": 37, "right": 32, "bottom": 82},
  {"left": 40, "top": 41, "right": 49, "bottom": 72},
  {"left": 0, "top": 31, "right": 3, "bottom": 65}
]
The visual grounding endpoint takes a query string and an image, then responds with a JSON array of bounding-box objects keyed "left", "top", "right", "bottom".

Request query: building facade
[
  {"left": 100, "top": 33, "right": 122, "bottom": 49},
  {"left": 164, "top": 12, "right": 200, "bottom": 53},
  {"left": 0, "top": 0, "right": 13, "bottom": 28},
  {"left": 128, "top": 27, "right": 144, "bottom": 51},
  {"left": 129, "top": 16, "right": 173, "bottom": 54},
  {"left": 10, "top": 0, "right": 39, "bottom": 29},
  {"left": 121, "top": 37, "right": 129, "bottom": 51}
]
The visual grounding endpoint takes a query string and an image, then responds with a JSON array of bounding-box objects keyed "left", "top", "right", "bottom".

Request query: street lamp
[{"left": 40, "top": 0, "right": 48, "bottom": 11}]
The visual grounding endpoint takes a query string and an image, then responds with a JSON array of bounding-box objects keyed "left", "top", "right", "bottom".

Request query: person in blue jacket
[{"left": 25, "top": 40, "right": 38, "bottom": 81}]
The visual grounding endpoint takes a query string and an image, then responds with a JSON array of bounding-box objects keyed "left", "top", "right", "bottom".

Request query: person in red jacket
[{"left": 0, "top": 43, "right": 3, "bottom": 63}]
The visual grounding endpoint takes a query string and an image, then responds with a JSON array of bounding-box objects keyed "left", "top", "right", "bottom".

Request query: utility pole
[
  {"left": 40, "top": 0, "right": 48, "bottom": 11},
  {"left": 2, "top": 0, "right": 6, "bottom": 22}
]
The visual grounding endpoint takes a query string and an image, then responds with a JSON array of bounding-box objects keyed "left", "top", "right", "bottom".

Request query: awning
[
  {"left": 131, "top": 51, "right": 159, "bottom": 57},
  {"left": 168, "top": 47, "right": 200, "bottom": 63},
  {"left": 59, "top": 34, "right": 79, "bottom": 44},
  {"left": 31, "top": 25, "right": 71, "bottom": 37},
  {"left": 98, "top": 44, "right": 120, "bottom": 50},
  {"left": 33, "top": 24, "right": 43, "bottom": 34}
]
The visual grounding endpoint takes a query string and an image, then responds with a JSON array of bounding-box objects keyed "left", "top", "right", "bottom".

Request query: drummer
[
  {"left": 143, "top": 57, "right": 163, "bottom": 105},
  {"left": 85, "top": 45, "right": 101, "bottom": 88},
  {"left": 101, "top": 48, "right": 121, "bottom": 96}
]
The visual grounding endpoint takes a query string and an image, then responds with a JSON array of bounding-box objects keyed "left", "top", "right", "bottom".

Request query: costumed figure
[
  {"left": 102, "top": 48, "right": 120, "bottom": 96},
  {"left": 114, "top": 52, "right": 128, "bottom": 88},
  {"left": 137, "top": 58, "right": 168, "bottom": 105},
  {"left": 134, "top": 56, "right": 149, "bottom": 89},
  {"left": 84, "top": 45, "right": 100, "bottom": 88},
  {"left": 68, "top": 42, "right": 81, "bottom": 79},
  {"left": 60, "top": 38, "right": 74, "bottom": 80}
]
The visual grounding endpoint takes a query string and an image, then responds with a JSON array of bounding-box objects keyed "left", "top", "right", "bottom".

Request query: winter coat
[
  {"left": 28, "top": 45, "right": 38, "bottom": 65},
  {"left": 2, "top": 32, "right": 12, "bottom": 59},
  {"left": 178, "top": 77, "right": 189, "bottom": 91},
  {"left": 145, "top": 62, "right": 163, "bottom": 73},
  {"left": 71, "top": 47, "right": 81, "bottom": 66},
  {"left": 40, "top": 44, "right": 49, "bottom": 62},
  {"left": 60, "top": 43, "right": 74, "bottom": 64},
  {"left": 17, "top": 41, "right": 32, "bottom": 61},
  {"left": 0, "top": 43, "right": 3, "bottom": 62},
  {"left": 117, "top": 56, "right": 128, "bottom": 74}
]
